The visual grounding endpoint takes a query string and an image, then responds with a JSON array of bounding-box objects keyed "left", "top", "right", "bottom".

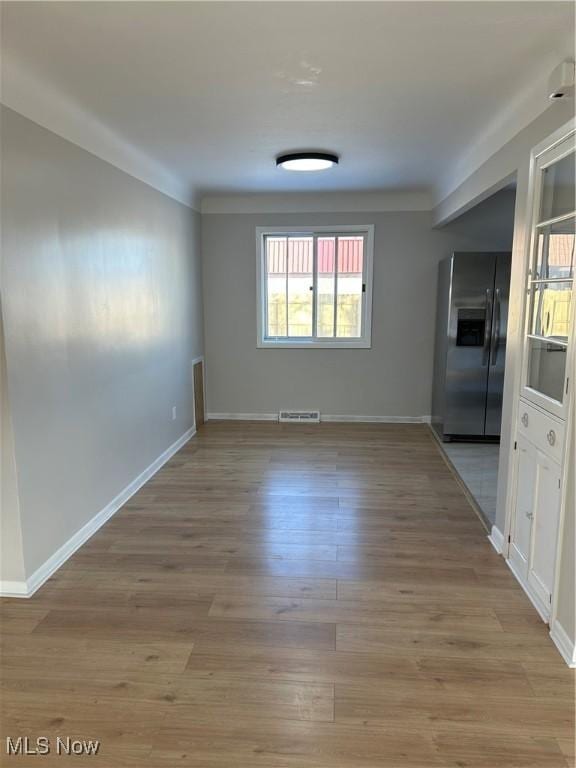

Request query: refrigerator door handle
[
  {"left": 490, "top": 288, "right": 501, "bottom": 366},
  {"left": 482, "top": 288, "right": 493, "bottom": 366}
]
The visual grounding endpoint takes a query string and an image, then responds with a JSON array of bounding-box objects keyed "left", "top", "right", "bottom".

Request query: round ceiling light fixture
[{"left": 276, "top": 152, "right": 339, "bottom": 172}]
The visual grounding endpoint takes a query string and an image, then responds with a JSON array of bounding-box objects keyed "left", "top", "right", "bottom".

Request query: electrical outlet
[{"left": 171, "top": 406, "right": 177, "bottom": 421}]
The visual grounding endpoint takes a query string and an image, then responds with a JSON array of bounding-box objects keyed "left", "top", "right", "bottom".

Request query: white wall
[
  {"left": 201, "top": 206, "right": 513, "bottom": 419},
  {"left": 0, "top": 107, "right": 203, "bottom": 586}
]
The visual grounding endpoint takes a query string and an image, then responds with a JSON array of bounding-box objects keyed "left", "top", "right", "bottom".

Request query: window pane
[
  {"left": 527, "top": 338, "right": 567, "bottom": 403},
  {"left": 530, "top": 281, "right": 572, "bottom": 343},
  {"left": 316, "top": 237, "right": 336, "bottom": 337},
  {"left": 266, "top": 237, "right": 287, "bottom": 337},
  {"left": 336, "top": 236, "right": 363, "bottom": 338},
  {"left": 287, "top": 237, "right": 313, "bottom": 337},
  {"left": 535, "top": 218, "right": 575, "bottom": 279},
  {"left": 539, "top": 150, "right": 575, "bottom": 223}
]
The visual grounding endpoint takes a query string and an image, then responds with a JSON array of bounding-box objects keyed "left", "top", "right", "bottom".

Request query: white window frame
[{"left": 256, "top": 225, "right": 374, "bottom": 348}]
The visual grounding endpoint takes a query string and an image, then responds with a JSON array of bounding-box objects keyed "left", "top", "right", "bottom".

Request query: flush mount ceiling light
[{"left": 276, "top": 152, "right": 339, "bottom": 172}]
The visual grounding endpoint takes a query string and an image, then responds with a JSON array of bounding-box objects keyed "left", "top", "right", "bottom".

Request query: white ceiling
[{"left": 2, "top": 1, "right": 574, "bottom": 208}]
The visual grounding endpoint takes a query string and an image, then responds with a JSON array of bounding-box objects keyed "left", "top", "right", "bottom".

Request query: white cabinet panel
[
  {"left": 528, "top": 450, "right": 562, "bottom": 609},
  {"left": 510, "top": 435, "right": 536, "bottom": 578},
  {"left": 517, "top": 398, "right": 565, "bottom": 464},
  {"left": 509, "top": 435, "right": 562, "bottom": 621}
]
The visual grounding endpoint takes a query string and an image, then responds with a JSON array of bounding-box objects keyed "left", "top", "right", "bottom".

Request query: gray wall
[
  {"left": 0, "top": 107, "right": 203, "bottom": 581},
  {"left": 0, "top": 300, "right": 26, "bottom": 584},
  {"left": 434, "top": 103, "right": 574, "bottom": 226},
  {"left": 202, "top": 208, "right": 513, "bottom": 418},
  {"left": 441, "top": 187, "right": 516, "bottom": 246}
]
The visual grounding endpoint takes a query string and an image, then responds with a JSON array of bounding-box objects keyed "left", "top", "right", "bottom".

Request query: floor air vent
[{"left": 279, "top": 410, "right": 320, "bottom": 423}]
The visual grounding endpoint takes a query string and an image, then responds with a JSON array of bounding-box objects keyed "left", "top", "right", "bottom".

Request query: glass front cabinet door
[{"left": 523, "top": 133, "right": 576, "bottom": 418}]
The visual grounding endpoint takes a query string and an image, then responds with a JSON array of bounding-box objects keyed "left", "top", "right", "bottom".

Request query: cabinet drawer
[{"left": 517, "top": 399, "right": 565, "bottom": 462}]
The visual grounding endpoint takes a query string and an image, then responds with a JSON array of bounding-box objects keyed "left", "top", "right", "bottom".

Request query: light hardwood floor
[{"left": 1, "top": 422, "right": 574, "bottom": 767}]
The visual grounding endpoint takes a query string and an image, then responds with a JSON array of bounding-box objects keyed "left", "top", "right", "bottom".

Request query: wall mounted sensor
[{"left": 548, "top": 60, "right": 575, "bottom": 100}]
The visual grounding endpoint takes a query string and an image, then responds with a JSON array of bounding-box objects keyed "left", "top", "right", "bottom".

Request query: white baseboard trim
[
  {"left": 550, "top": 619, "right": 576, "bottom": 668},
  {"left": 207, "top": 413, "right": 431, "bottom": 424},
  {"left": 488, "top": 525, "right": 505, "bottom": 554},
  {"left": 0, "top": 427, "right": 196, "bottom": 599},
  {"left": 322, "top": 414, "right": 431, "bottom": 424},
  {"left": 207, "top": 413, "right": 278, "bottom": 421},
  {"left": 0, "top": 580, "right": 30, "bottom": 598}
]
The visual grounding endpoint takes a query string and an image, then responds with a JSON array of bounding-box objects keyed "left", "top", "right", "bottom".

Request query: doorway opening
[{"left": 432, "top": 183, "right": 517, "bottom": 527}]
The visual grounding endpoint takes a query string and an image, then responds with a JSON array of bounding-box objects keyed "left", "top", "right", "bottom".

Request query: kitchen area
[{"left": 432, "top": 187, "right": 517, "bottom": 527}]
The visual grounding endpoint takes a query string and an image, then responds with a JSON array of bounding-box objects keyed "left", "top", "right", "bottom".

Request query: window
[{"left": 256, "top": 226, "right": 374, "bottom": 347}]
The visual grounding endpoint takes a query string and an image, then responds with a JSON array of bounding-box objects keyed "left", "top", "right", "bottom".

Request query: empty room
[{"left": 1, "top": 1, "right": 575, "bottom": 766}]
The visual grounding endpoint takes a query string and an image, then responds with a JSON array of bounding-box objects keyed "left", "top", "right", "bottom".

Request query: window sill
[{"left": 257, "top": 339, "right": 372, "bottom": 349}]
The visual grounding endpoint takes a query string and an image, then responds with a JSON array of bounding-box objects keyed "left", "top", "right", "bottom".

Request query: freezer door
[
  {"left": 485, "top": 253, "right": 512, "bottom": 436},
  {"left": 444, "top": 253, "right": 496, "bottom": 437}
]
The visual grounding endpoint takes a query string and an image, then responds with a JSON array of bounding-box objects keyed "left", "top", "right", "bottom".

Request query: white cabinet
[{"left": 507, "top": 129, "right": 574, "bottom": 624}]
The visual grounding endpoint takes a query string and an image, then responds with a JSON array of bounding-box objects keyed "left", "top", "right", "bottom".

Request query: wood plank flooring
[{"left": 1, "top": 422, "right": 573, "bottom": 767}]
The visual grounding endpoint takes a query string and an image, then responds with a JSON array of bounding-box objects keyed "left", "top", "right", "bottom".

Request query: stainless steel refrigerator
[{"left": 432, "top": 252, "right": 511, "bottom": 441}]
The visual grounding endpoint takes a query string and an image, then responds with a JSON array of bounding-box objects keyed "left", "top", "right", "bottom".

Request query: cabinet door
[
  {"left": 509, "top": 434, "right": 536, "bottom": 578},
  {"left": 527, "top": 450, "right": 562, "bottom": 611},
  {"left": 522, "top": 135, "right": 575, "bottom": 419}
]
